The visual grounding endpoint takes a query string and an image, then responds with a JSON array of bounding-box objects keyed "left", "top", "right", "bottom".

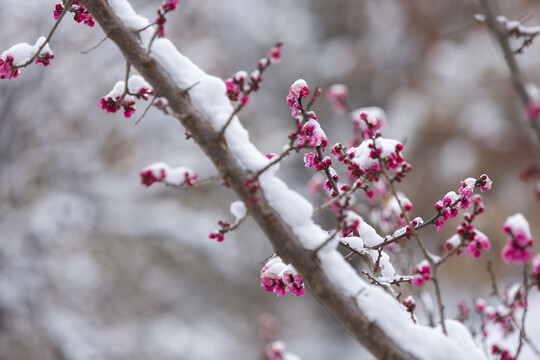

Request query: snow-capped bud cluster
[
  {"left": 326, "top": 84, "right": 349, "bottom": 114},
  {"left": 99, "top": 82, "right": 135, "bottom": 117},
  {"left": 54, "top": 2, "right": 95, "bottom": 27},
  {"left": 443, "top": 196, "right": 490, "bottom": 258},
  {"left": 286, "top": 79, "right": 310, "bottom": 117},
  {"left": 139, "top": 161, "right": 197, "bottom": 188},
  {"left": 477, "top": 303, "right": 514, "bottom": 338},
  {"left": 155, "top": 0, "right": 179, "bottom": 37},
  {"left": 412, "top": 260, "right": 430, "bottom": 287},
  {"left": 491, "top": 345, "right": 515, "bottom": 360},
  {"left": 350, "top": 107, "right": 387, "bottom": 140},
  {"left": 260, "top": 256, "right": 305, "bottom": 297},
  {"left": 99, "top": 76, "right": 154, "bottom": 118},
  {"left": 434, "top": 175, "right": 491, "bottom": 232},
  {"left": 1, "top": 37, "right": 55, "bottom": 79},
  {"left": 297, "top": 117, "right": 328, "bottom": 151},
  {"left": 501, "top": 213, "right": 534, "bottom": 265},
  {"left": 346, "top": 135, "right": 408, "bottom": 183},
  {"left": 402, "top": 295, "right": 416, "bottom": 316},
  {"left": 128, "top": 75, "right": 154, "bottom": 100}
]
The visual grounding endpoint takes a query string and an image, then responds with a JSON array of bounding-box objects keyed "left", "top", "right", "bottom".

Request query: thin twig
[
  {"left": 478, "top": 0, "right": 540, "bottom": 156},
  {"left": 255, "top": 140, "right": 297, "bottom": 177},
  {"left": 314, "top": 185, "right": 360, "bottom": 215},
  {"left": 81, "top": 35, "right": 109, "bottom": 54},
  {"left": 135, "top": 96, "right": 156, "bottom": 125},
  {"left": 515, "top": 264, "right": 529, "bottom": 359},
  {"left": 164, "top": 174, "right": 221, "bottom": 190},
  {"left": 14, "top": 0, "right": 73, "bottom": 69},
  {"left": 380, "top": 164, "right": 447, "bottom": 334}
]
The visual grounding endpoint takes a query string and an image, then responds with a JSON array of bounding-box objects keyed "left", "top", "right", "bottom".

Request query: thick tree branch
[{"left": 78, "top": 1, "right": 482, "bottom": 359}]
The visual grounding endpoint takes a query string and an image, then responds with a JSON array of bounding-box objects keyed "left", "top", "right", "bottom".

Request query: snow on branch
[{"left": 79, "top": 0, "right": 487, "bottom": 358}]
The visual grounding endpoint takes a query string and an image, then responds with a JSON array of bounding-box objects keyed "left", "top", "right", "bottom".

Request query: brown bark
[{"left": 78, "top": 1, "right": 416, "bottom": 358}]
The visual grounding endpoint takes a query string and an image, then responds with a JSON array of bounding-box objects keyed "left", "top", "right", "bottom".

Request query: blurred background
[{"left": 1, "top": 0, "right": 540, "bottom": 359}]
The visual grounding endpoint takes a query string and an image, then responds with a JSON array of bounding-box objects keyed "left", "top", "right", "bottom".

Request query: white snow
[
  {"left": 1, "top": 36, "right": 47, "bottom": 65},
  {"left": 503, "top": 213, "right": 532, "bottom": 238},
  {"left": 230, "top": 201, "right": 247, "bottom": 222}
]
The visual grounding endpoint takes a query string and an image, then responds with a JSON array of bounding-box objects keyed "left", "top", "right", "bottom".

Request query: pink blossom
[
  {"left": 53, "top": 4, "right": 63, "bottom": 20},
  {"left": 268, "top": 41, "right": 282, "bottom": 64},
  {"left": 326, "top": 84, "right": 349, "bottom": 114},
  {"left": 501, "top": 213, "right": 534, "bottom": 265},
  {"left": 412, "top": 260, "right": 430, "bottom": 287},
  {"left": 99, "top": 97, "right": 121, "bottom": 114},
  {"left": 260, "top": 257, "right": 305, "bottom": 297},
  {"left": 225, "top": 79, "right": 240, "bottom": 101},
  {"left": 304, "top": 152, "right": 317, "bottom": 168},
  {"left": 0, "top": 55, "right": 20, "bottom": 80},
  {"left": 465, "top": 231, "right": 491, "bottom": 258},
  {"left": 286, "top": 79, "right": 310, "bottom": 117},
  {"left": 240, "top": 95, "right": 249, "bottom": 107}
]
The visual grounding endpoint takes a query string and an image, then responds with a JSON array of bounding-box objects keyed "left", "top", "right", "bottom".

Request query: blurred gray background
[{"left": 1, "top": 0, "right": 540, "bottom": 359}]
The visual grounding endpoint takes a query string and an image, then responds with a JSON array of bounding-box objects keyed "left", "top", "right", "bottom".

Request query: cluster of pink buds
[
  {"left": 434, "top": 175, "right": 491, "bottom": 232},
  {"left": 99, "top": 76, "right": 155, "bottom": 118},
  {"left": 491, "top": 345, "right": 515, "bottom": 360},
  {"left": 155, "top": 0, "right": 179, "bottom": 37},
  {"left": 345, "top": 134, "right": 409, "bottom": 184},
  {"left": 0, "top": 56, "right": 19, "bottom": 79},
  {"left": 224, "top": 71, "right": 249, "bottom": 105},
  {"left": 286, "top": 79, "right": 310, "bottom": 117},
  {"left": 54, "top": 2, "right": 95, "bottom": 27},
  {"left": 296, "top": 115, "right": 329, "bottom": 151},
  {"left": 412, "top": 260, "right": 430, "bottom": 287},
  {"left": 476, "top": 298, "right": 515, "bottom": 338},
  {"left": 350, "top": 107, "right": 386, "bottom": 140},
  {"left": 444, "top": 195, "right": 491, "bottom": 258},
  {"left": 208, "top": 220, "right": 229, "bottom": 242},
  {"left": 304, "top": 152, "right": 331, "bottom": 171},
  {"left": 402, "top": 296, "right": 416, "bottom": 319},
  {"left": 35, "top": 51, "right": 54, "bottom": 66},
  {"left": 501, "top": 213, "right": 534, "bottom": 265},
  {"left": 326, "top": 84, "right": 349, "bottom": 114},
  {"left": 139, "top": 162, "right": 197, "bottom": 188},
  {"left": 267, "top": 41, "right": 282, "bottom": 65},
  {"left": 260, "top": 256, "right": 305, "bottom": 297}
]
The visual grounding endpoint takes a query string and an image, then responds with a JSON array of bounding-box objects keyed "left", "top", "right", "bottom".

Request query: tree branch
[{"left": 78, "top": 1, "right": 483, "bottom": 358}]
